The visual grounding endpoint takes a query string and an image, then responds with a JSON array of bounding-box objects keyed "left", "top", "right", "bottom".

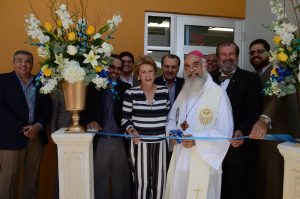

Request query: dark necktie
[{"left": 219, "top": 72, "right": 234, "bottom": 82}]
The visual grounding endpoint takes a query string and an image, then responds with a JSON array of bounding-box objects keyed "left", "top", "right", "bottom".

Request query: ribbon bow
[
  {"left": 219, "top": 72, "right": 234, "bottom": 82},
  {"left": 170, "top": 129, "right": 184, "bottom": 143}
]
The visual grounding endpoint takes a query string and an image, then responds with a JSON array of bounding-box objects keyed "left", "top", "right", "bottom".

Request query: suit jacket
[
  {"left": 213, "top": 67, "right": 262, "bottom": 164},
  {"left": 81, "top": 79, "right": 131, "bottom": 131},
  {"left": 261, "top": 66, "right": 291, "bottom": 133},
  {"left": 154, "top": 76, "right": 184, "bottom": 102},
  {"left": 0, "top": 71, "right": 52, "bottom": 149}
]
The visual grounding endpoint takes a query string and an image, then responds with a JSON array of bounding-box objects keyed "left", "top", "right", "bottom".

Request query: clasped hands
[{"left": 21, "top": 123, "right": 41, "bottom": 140}]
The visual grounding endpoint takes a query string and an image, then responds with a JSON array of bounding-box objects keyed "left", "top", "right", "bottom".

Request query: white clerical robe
[{"left": 164, "top": 76, "right": 233, "bottom": 199}]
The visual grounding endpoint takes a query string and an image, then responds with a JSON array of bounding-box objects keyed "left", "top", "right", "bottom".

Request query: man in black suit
[
  {"left": 81, "top": 54, "right": 131, "bottom": 199},
  {"left": 155, "top": 54, "right": 184, "bottom": 106},
  {"left": 0, "top": 50, "right": 52, "bottom": 199},
  {"left": 212, "top": 42, "right": 262, "bottom": 199}
]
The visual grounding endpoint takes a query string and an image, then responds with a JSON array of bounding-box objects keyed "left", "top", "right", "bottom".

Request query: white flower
[
  {"left": 93, "top": 33, "right": 101, "bottom": 39},
  {"left": 270, "top": 81, "right": 280, "bottom": 96},
  {"left": 25, "top": 14, "right": 49, "bottom": 44},
  {"left": 62, "top": 60, "right": 86, "bottom": 83},
  {"left": 92, "top": 77, "right": 108, "bottom": 89},
  {"left": 67, "top": 45, "right": 78, "bottom": 56},
  {"left": 40, "top": 78, "right": 58, "bottom": 94},
  {"left": 107, "top": 13, "right": 122, "bottom": 30},
  {"left": 98, "top": 42, "right": 113, "bottom": 57},
  {"left": 54, "top": 54, "right": 68, "bottom": 67},
  {"left": 83, "top": 50, "right": 100, "bottom": 67},
  {"left": 37, "top": 46, "right": 49, "bottom": 59},
  {"left": 55, "top": 4, "right": 73, "bottom": 29}
]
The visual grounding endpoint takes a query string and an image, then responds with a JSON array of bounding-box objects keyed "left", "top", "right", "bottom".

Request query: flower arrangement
[
  {"left": 25, "top": 1, "right": 122, "bottom": 94},
  {"left": 262, "top": 0, "right": 300, "bottom": 97}
]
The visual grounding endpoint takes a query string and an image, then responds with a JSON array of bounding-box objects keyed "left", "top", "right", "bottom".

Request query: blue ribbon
[{"left": 86, "top": 130, "right": 298, "bottom": 143}]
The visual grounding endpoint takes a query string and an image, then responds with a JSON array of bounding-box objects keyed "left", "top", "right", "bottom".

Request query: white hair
[{"left": 178, "top": 67, "right": 208, "bottom": 99}]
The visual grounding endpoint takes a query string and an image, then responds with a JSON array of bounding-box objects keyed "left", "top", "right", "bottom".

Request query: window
[
  {"left": 145, "top": 12, "right": 244, "bottom": 76},
  {"left": 145, "top": 13, "right": 175, "bottom": 67}
]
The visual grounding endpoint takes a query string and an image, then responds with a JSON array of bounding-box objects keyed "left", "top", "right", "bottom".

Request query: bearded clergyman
[{"left": 164, "top": 50, "right": 234, "bottom": 199}]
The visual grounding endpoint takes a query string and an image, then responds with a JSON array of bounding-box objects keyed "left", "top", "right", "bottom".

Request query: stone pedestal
[
  {"left": 51, "top": 128, "right": 95, "bottom": 199},
  {"left": 278, "top": 142, "right": 300, "bottom": 199}
]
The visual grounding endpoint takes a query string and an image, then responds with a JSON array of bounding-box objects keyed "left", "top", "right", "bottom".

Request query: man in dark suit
[
  {"left": 212, "top": 42, "right": 262, "bottom": 199},
  {"left": 154, "top": 54, "right": 184, "bottom": 106},
  {"left": 249, "top": 39, "right": 290, "bottom": 199},
  {"left": 81, "top": 54, "right": 131, "bottom": 199},
  {"left": 0, "top": 50, "right": 52, "bottom": 199},
  {"left": 119, "top": 51, "right": 139, "bottom": 87}
]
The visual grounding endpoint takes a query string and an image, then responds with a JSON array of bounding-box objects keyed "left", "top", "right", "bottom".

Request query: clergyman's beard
[{"left": 181, "top": 70, "right": 208, "bottom": 96}]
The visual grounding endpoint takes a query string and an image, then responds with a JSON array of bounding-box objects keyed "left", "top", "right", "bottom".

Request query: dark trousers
[
  {"left": 221, "top": 161, "right": 255, "bottom": 199},
  {"left": 94, "top": 137, "right": 131, "bottom": 199},
  {"left": 254, "top": 141, "right": 284, "bottom": 199}
]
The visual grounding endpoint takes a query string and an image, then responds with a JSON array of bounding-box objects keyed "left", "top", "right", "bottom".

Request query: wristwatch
[{"left": 259, "top": 115, "right": 272, "bottom": 129}]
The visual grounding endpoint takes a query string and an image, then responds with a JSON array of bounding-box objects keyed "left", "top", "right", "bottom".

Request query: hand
[
  {"left": 87, "top": 121, "right": 102, "bottom": 131},
  {"left": 127, "top": 127, "right": 140, "bottom": 144},
  {"left": 230, "top": 130, "right": 244, "bottom": 148},
  {"left": 249, "top": 120, "right": 267, "bottom": 139},
  {"left": 23, "top": 124, "right": 41, "bottom": 140},
  {"left": 182, "top": 134, "right": 195, "bottom": 148},
  {"left": 170, "top": 138, "right": 177, "bottom": 145}
]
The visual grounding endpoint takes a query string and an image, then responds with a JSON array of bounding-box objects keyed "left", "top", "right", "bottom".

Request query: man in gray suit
[{"left": 249, "top": 39, "right": 291, "bottom": 199}]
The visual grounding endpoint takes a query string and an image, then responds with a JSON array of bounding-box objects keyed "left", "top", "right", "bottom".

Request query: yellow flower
[
  {"left": 273, "top": 35, "right": 281, "bottom": 45},
  {"left": 277, "top": 52, "right": 288, "bottom": 62},
  {"left": 57, "top": 20, "right": 62, "bottom": 27},
  {"left": 43, "top": 68, "right": 52, "bottom": 77},
  {"left": 67, "top": 32, "right": 76, "bottom": 41},
  {"left": 95, "top": 66, "right": 103, "bottom": 72},
  {"left": 271, "top": 67, "right": 278, "bottom": 76},
  {"left": 86, "top": 25, "right": 95, "bottom": 35},
  {"left": 44, "top": 22, "right": 52, "bottom": 32}
]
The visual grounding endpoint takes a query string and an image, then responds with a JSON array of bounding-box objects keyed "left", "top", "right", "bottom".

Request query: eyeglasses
[
  {"left": 249, "top": 49, "right": 266, "bottom": 56},
  {"left": 109, "top": 65, "right": 122, "bottom": 71}
]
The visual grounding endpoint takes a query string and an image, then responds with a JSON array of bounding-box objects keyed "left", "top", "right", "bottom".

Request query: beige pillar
[
  {"left": 51, "top": 128, "right": 95, "bottom": 199},
  {"left": 278, "top": 142, "right": 300, "bottom": 199}
]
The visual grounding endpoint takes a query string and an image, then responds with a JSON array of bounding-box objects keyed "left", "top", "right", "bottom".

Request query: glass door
[{"left": 175, "top": 15, "right": 244, "bottom": 76}]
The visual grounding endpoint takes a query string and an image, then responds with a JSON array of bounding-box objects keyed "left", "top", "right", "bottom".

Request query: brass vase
[{"left": 62, "top": 80, "right": 87, "bottom": 133}]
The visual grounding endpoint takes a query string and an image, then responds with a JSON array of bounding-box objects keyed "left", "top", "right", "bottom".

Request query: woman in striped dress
[{"left": 122, "top": 55, "right": 170, "bottom": 199}]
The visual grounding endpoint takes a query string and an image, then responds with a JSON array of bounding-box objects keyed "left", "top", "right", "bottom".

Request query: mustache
[{"left": 251, "top": 56, "right": 261, "bottom": 60}]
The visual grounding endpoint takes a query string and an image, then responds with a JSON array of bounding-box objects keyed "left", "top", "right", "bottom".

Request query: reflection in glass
[
  {"left": 148, "top": 16, "right": 171, "bottom": 47},
  {"left": 184, "top": 25, "right": 234, "bottom": 46}
]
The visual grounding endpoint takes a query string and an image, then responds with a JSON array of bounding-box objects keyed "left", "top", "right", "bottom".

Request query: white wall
[
  {"left": 243, "top": 0, "right": 275, "bottom": 71},
  {"left": 244, "top": 0, "right": 300, "bottom": 136}
]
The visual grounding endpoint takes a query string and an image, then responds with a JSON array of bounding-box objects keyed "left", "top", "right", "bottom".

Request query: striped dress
[{"left": 122, "top": 85, "right": 170, "bottom": 199}]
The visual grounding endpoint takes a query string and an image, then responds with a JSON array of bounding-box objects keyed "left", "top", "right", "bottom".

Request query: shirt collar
[{"left": 163, "top": 76, "right": 177, "bottom": 84}]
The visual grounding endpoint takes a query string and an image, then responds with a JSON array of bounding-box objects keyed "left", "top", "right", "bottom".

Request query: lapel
[
  {"left": 10, "top": 72, "right": 30, "bottom": 120},
  {"left": 175, "top": 77, "right": 183, "bottom": 98},
  {"left": 226, "top": 67, "right": 240, "bottom": 96},
  {"left": 11, "top": 72, "right": 28, "bottom": 103},
  {"left": 260, "top": 66, "right": 272, "bottom": 86}
]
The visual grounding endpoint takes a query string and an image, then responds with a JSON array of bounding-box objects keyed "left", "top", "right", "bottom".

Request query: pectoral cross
[
  {"left": 180, "top": 120, "right": 189, "bottom": 131},
  {"left": 194, "top": 187, "right": 202, "bottom": 199}
]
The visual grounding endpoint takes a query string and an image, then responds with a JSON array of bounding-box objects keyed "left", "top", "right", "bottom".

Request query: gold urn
[{"left": 62, "top": 80, "right": 87, "bottom": 133}]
